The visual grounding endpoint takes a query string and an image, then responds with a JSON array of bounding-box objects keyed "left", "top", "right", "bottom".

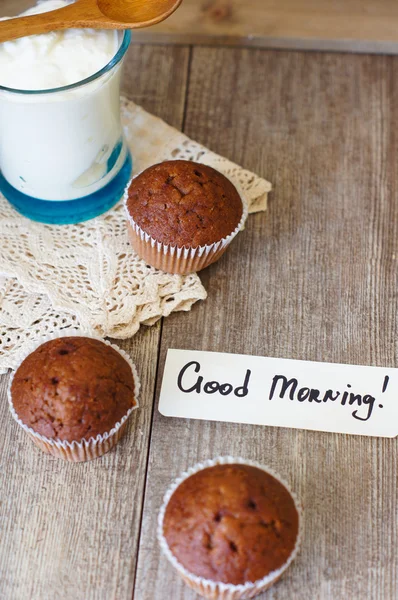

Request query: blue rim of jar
[{"left": 0, "top": 29, "right": 131, "bottom": 95}]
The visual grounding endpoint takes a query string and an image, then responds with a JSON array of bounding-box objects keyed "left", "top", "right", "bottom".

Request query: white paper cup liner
[
  {"left": 123, "top": 174, "right": 249, "bottom": 275},
  {"left": 158, "top": 456, "right": 302, "bottom": 600},
  {"left": 8, "top": 330, "right": 140, "bottom": 463}
]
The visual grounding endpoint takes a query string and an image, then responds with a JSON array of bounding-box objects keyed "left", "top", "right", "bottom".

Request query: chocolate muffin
[
  {"left": 159, "top": 460, "right": 301, "bottom": 599},
  {"left": 125, "top": 160, "right": 246, "bottom": 274},
  {"left": 9, "top": 335, "right": 139, "bottom": 461}
]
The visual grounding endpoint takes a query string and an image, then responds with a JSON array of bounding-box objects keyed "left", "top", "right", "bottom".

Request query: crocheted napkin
[{"left": 0, "top": 98, "right": 271, "bottom": 373}]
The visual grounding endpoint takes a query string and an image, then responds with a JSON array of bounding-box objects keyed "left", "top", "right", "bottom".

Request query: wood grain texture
[
  {"left": 134, "top": 48, "right": 398, "bottom": 599},
  {"left": 5, "top": 0, "right": 398, "bottom": 54},
  {"left": 133, "top": 0, "right": 398, "bottom": 54},
  {"left": 0, "top": 44, "right": 190, "bottom": 600}
]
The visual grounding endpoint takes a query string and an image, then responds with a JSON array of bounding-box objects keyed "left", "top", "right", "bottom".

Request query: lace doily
[{"left": 0, "top": 98, "right": 271, "bottom": 374}]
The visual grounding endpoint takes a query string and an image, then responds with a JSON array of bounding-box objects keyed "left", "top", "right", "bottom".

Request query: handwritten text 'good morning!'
[{"left": 177, "top": 361, "right": 390, "bottom": 422}]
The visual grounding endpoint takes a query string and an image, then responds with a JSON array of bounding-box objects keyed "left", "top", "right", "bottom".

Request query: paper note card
[{"left": 159, "top": 350, "right": 398, "bottom": 437}]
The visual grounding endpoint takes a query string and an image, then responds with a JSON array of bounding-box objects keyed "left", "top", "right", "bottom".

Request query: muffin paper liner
[
  {"left": 124, "top": 177, "right": 249, "bottom": 275},
  {"left": 158, "top": 456, "right": 303, "bottom": 600},
  {"left": 7, "top": 330, "right": 140, "bottom": 463}
]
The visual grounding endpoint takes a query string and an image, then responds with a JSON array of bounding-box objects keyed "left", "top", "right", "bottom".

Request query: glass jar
[{"left": 0, "top": 30, "right": 132, "bottom": 224}]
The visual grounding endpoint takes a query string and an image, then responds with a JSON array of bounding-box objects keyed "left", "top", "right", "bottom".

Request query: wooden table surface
[{"left": 1, "top": 41, "right": 398, "bottom": 600}]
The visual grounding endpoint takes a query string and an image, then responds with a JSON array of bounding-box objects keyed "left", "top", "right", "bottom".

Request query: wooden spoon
[{"left": 0, "top": 0, "right": 183, "bottom": 43}]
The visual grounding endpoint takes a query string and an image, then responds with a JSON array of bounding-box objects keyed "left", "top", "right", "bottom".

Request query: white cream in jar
[
  {"left": 0, "top": 1, "right": 131, "bottom": 218},
  {"left": 0, "top": 1, "right": 119, "bottom": 90}
]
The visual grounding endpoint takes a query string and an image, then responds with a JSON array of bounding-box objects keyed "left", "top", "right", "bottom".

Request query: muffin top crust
[
  {"left": 126, "top": 160, "right": 243, "bottom": 248},
  {"left": 11, "top": 337, "right": 137, "bottom": 443},
  {"left": 163, "top": 463, "right": 299, "bottom": 585}
]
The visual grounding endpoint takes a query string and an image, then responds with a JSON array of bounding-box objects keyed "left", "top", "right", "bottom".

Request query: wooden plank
[
  {"left": 0, "top": 44, "right": 190, "bottom": 600},
  {"left": 135, "top": 0, "right": 398, "bottom": 54},
  {"left": 5, "top": 0, "right": 398, "bottom": 54},
  {"left": 134, "top": 47, "right": 398, "bottom": 599}
]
